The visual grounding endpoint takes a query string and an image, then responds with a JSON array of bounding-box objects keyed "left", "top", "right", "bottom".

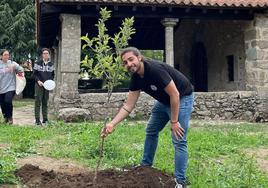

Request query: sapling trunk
[{"left": 93, "top": 89, "right": 113, "bottom": 188}]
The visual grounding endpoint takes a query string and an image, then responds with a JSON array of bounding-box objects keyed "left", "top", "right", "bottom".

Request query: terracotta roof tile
[{"left": 39, "top": 0, "right": 268, "bottom": 7}]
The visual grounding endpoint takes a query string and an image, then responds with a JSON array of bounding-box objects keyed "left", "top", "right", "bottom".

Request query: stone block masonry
[{"left": 55, "top": 91, "right": 267, "bottom": 122}]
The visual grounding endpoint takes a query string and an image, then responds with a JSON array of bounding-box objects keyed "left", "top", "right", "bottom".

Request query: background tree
[{"left": 0, "top": 0, "right": 36, "bottom": 63}]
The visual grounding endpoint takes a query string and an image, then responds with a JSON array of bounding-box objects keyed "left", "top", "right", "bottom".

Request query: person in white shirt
[{"left": 0, "top": 49, "right": 24, "bottom": 124}]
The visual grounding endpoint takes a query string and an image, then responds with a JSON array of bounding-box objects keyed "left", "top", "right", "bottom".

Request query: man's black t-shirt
[{"left": 129, "top": 59, "right": 193, "bottom": 105}]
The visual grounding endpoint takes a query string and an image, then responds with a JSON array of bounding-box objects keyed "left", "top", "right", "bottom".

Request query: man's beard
[{"left": 128, "top": 61, "right": 141, "bottom": 75}]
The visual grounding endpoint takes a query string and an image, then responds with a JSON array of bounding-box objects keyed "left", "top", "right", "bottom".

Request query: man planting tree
[{"left": 101, "top": 47, "right": 194, "bottom": 188}]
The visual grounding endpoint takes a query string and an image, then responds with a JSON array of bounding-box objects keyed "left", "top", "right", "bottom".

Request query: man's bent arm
[
  {"left": 164, "top": 80, "right": 180, "bottom": 123},
  {"left": 109, "top": 90, "right": 140, "bottom": 127}
]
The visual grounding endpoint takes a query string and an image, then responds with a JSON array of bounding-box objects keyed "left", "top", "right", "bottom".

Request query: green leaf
[{"left": 81, "top": 7, "right": 136, "bottom": 89}]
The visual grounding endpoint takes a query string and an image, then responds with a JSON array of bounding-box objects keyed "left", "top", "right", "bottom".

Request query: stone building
[{"left": 36, "top": 0, "right": 268, "bottom": 122}]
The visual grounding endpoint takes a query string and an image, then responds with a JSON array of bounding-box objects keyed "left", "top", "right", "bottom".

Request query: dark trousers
[
  {"left": 34, "top": 84, "right": 49, "bottom": 121},
  {"left": 0, "top": 91, "right": 15, "bottom": 120}
]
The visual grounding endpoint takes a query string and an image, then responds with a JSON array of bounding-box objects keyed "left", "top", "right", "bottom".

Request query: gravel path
[
  {"left": 1, "top": 101, "right": 53, "bottom": 125},
  {"left": 13, "top": 105, "right": 35, "bottom": 125}
]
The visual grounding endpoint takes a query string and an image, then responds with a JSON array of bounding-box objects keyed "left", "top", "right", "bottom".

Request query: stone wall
[
  {"left": 192, "top": 91, "right": 265, "bottom": 122},
  {"left": 78, "top": 92, "right": 155, "bottom": 120},
  {"left": 56, "top": 91, "right": 267, "bottom": 122}
]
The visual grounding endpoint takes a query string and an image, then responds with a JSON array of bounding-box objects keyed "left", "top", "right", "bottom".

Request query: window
[{"left": 226, "top": 55, "right": 234, "bottom": 82}]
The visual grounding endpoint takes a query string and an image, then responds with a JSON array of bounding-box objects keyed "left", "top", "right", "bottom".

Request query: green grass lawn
[{"left": 0, "top": 120, "right": 268, "bottom": 187}]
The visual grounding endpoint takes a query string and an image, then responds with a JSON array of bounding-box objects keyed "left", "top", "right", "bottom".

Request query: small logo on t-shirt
[{"left": 150, "top": 85, "right": 157, "bottom": 91}]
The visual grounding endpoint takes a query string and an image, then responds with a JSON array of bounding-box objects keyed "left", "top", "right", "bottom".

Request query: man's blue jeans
[{"left": 141, "top": 93, "right": 194, "bottom": 184}]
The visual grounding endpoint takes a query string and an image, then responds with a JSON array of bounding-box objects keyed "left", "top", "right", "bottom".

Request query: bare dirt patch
[
  {"left": 15, "top": 164, "right": 175, "bottom": 188},
  {"left": 12, "top": 105, "right": 35, "bottom": 126},
  {"left": 15, "top": 156, "right": 175, "bottom": 187},
  {"left": 0, "top": 143, "right": 9, "bottom": 149},
  {"left": 17, "top": 155, "right": 89, "bottom": 175},
  {"left": 0, "top": 185, "right": 19, "bottom": 188},
  {"left": 246, "top": 148, "right": 268, "bottom": 172}
]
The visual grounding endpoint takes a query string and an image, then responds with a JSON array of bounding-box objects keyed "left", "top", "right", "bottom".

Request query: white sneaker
[
  {"left": 175, "top": 184, "right": 183, "bottom": 188},
  {"left": 175, "top": 178, "right": 186, "bottom": 188}
]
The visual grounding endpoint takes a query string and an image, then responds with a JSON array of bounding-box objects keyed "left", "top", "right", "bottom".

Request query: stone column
[
  {"left": 50, "top": 45, "right": 58, "bottom": 106},
  {"left": 56, "top": 14, "right": 81, "bottom": 109},
  {"left": 244, "top": 13, "right": 268, "bottom": 121},
  {"left": 161, "top": 18, "right": 179, "bottom": 67}
]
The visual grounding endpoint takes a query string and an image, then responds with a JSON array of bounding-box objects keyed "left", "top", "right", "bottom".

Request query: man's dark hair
[{"left": 119, "top": 47, "right": 143, "bottom": 59}]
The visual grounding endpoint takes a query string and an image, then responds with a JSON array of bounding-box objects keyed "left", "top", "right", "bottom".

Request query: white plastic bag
[{"left": 16, "top": 74, "right": 26, "bottom": 95}]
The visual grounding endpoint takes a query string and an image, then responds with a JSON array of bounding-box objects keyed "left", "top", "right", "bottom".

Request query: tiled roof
[{"left": 40, "top": 0, "right": 268, "bottom": 8}]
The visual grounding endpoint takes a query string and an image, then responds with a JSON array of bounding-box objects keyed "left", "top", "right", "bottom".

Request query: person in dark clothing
[
  {"left": 0, "top": 49, "right": 24, "bottom": 124},
  {"left": 33, "top": 48, "right": 55, "bottom": 125},
  {"left": 101, "top": 47, "right": 194, "bottom": 188}
]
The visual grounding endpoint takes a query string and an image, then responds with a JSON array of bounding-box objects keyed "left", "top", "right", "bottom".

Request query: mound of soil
[{"left": 15, "top": 164, "right": 176, "bottom": 188}]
